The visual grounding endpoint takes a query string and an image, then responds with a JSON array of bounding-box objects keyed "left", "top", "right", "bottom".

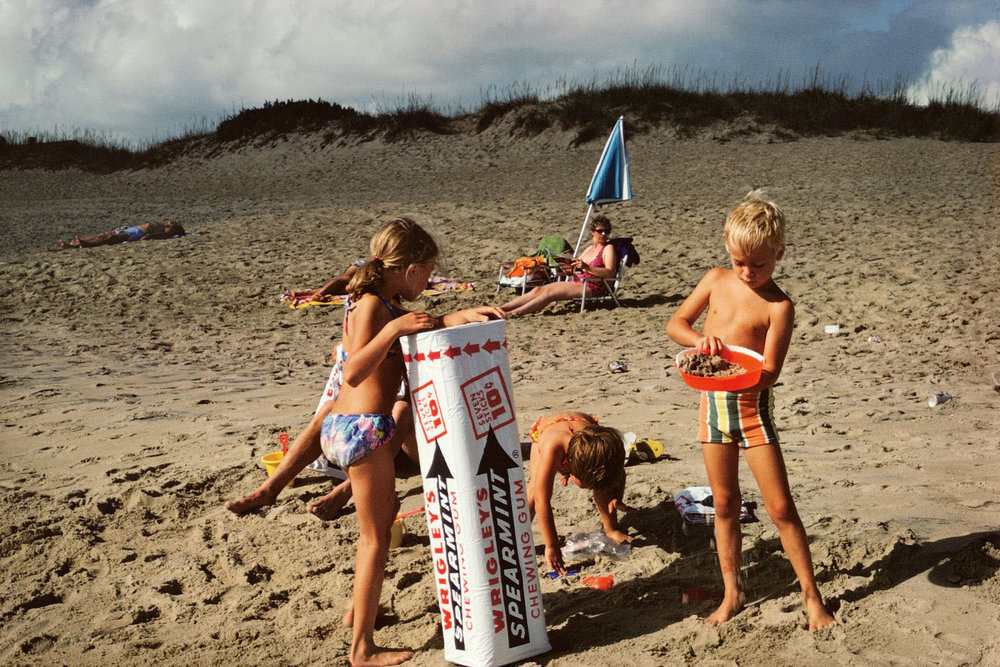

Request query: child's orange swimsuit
[{"left": 528, "top": 414, "right": 599, "bottom": 443}]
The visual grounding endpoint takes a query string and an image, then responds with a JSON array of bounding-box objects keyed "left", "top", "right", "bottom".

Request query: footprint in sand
[
  {"left": 96, "top": 497, "right": 123, "bottom": 515},
  {"left": 155, "top": 579, "right": 184, "bottom": 595},
  {"left": 18, "top": 634, "right": 58, "bottom": 656}
]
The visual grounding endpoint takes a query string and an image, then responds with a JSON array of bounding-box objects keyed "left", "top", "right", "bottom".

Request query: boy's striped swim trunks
[{"left": 699, "top": 387, "right": 778, "bottom": 448}]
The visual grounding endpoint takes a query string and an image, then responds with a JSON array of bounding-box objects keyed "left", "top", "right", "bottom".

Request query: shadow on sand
[{"left": 535, "top": 499, "right": 999, "bottom": 660}]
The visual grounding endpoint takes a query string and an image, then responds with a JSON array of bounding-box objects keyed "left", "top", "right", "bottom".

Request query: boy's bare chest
[{"left": 705, "top": 290, "right": 771, "bottom": 337}]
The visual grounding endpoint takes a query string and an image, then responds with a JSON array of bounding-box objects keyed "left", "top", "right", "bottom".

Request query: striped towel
[{"left": 674, "top": 486, "right": 757, "bottom": 525}]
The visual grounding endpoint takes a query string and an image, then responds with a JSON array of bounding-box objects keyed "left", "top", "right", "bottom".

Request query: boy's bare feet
[
  {"left": 223, "top": 488, "right": 276, "bottom": 515},
  {"left": 806, "top": 597, "right": 836, "bottom": 631},
  {"left": 704, "top": 591, "right": 745, "bottom": 626},
  {"left": 306, "top": 485, "right": 352, "bottom": 521}
]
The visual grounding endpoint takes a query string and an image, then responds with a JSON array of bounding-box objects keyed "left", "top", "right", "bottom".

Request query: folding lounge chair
[
  {"left": 576, "top": 236, "right": 639, "bottom": 313},
  {"left": 495, "top": 257, "right": 554, "bottom": 296},
  {"left": 495, "top": 235, "right": 572, "bottom": 296}
]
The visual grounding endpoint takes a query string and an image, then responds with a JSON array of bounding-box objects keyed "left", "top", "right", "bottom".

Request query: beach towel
[
  {"left": 535, "top": 235, "right": 571, "bottom": 257},
  {"left": 674, "top": 486, "right": 757, "bottom": 526},
  {"left": 280, "top": 276, "right": 475, "bottom": 309},
  {"left": 505, "top": 256, "right": 549, "bottom": 280},
  {"left": 610, "top": 237, "right": 640, "bottom": 267}
]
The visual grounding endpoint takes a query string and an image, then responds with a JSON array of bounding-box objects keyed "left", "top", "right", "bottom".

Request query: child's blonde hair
[
  {"left": 348, "top": 217, "right": 439, "bottom": 300},
  {"left": 724, "top": 190, "right": 786, "bottom": 254},
  {"left": 566, "top": 425, "right": 626, "bottom": 491}
]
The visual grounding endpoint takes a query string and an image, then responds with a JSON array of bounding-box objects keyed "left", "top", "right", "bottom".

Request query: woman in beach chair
[{"left": 499, "top": 214, "right": 618, "bottom": 316}]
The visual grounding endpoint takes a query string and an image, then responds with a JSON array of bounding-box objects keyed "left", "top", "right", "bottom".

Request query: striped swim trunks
[{"left": 699, "top": 388, "right": 778, "bottom": 448}]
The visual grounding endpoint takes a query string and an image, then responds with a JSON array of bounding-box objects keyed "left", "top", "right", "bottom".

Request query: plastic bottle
[
  {"left": 927, "top": 393, "right": 952, "bottom": 407},
  {"left": 561, "top": 532, "right": 595, "bottom": 557},
  {"left": 561, "top": 531, "right": 631, "bottom": 560}
]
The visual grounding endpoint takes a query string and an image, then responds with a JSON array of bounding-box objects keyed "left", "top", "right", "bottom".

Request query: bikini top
[
  {"left": 320, "top": 294, "right": 406, "bottom": 408},
  {"left": 344, "top": 293, "right": 405, "bottom": 359},
  {"left": 528, "top": 414, "right": 599, "bottom": 443}
]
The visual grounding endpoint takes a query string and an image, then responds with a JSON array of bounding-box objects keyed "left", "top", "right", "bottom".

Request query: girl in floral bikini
[
  {"left": 526, "top": 411, "right": 636, "bottom": 574},
  {"left": 275, "top": 218, "right": 503, "bottom": 666}
]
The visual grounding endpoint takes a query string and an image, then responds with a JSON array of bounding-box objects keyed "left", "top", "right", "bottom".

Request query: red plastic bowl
[{"left": 674, "top": 345, "right": 764, "bottom": 391}]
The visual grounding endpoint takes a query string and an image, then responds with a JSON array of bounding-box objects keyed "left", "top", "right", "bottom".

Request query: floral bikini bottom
[{"left": 320, "top": 413, "right": 397, "bottom": 469}]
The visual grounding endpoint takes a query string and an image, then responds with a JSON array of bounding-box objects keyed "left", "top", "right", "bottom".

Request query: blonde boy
[{"left": 666, "top": 192, "right": 835, "bottom": 630}]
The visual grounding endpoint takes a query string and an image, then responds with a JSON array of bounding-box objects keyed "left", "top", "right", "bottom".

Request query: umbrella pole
[{"left": 574, "top": 203, "right": 594, "bottom": 257}]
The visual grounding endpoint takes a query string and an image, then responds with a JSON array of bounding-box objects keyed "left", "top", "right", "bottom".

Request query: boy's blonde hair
[
  {"left": 348, "top": 217, "right": 439, "bottom": 299},
  {"left": 724, "top": 190, "right": 786, "bottom": 254},
  {"left": 566, "top": 425, "right": 626, "bottom": 491}
]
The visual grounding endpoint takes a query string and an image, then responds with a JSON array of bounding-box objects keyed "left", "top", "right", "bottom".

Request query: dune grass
[
  {"left": 2, "top": 66, "right": 997, "bottom": 171},
  {"left": 535, "top": 64, "right": 999, "bottom": 144}
]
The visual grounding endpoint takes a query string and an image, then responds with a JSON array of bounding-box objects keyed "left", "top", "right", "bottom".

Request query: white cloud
[
  {"left": 1, "top": 1, "right": 997, "bottom": 144},
  {"left": 908, "top": 20, "right": 1000, "bottom": 108}
]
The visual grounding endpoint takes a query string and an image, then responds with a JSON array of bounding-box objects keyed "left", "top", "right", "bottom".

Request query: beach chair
[
  {"left": 495, "top": 256, "right": 554, "bottom": 295},
  {"left": 575, "top": 236, "right": 638, "bottom": 313},
  {"left": 495, "top": 235, "right": 571, "bottom": 296}
]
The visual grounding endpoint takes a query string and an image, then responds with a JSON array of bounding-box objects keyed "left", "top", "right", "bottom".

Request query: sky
[{"left": 2, "top": 0, "right": 998, "bottom": 145}]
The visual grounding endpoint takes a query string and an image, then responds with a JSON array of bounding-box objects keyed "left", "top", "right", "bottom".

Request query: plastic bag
[{"left": 561, "top": 531, "right": 631, "bottom": 560}]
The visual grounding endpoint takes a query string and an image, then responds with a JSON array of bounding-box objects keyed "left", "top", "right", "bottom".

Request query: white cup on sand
[{"left": 927, "top": 393, "right": 952, "bottom": 407}]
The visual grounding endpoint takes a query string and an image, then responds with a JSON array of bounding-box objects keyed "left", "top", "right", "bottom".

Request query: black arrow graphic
[
  {"left": 426, "top": 442, "right": 465, "bottom": 650},
  {"left": 476, "top": 425, "right": 531, "bottom": 648}
]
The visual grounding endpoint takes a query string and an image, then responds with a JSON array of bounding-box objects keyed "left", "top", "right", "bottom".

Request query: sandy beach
[{"left": 1, "top": 124, "right": 999, "bottom": 665}]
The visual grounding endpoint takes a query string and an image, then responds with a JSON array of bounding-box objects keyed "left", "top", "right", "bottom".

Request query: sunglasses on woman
[{"left": 594, "top": 228, "right": 610, "bottom": 235}]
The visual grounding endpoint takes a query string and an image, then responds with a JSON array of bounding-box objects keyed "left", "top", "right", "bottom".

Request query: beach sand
[{"left": 1, "top": 126, "right": 999, "bottom": 665}]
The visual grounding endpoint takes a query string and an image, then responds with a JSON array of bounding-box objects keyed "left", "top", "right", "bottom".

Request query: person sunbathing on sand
[
  {"left": 285, "top": 260, "right": 445, "bottom": 305},
  {"left": 665, "top": 191, "right": 835, "bottom": 631},
  {"left": 47, "top": 220, "right": 185, "bottom": 250},
  {"left": 232, "top": 257, "right": 455, "bottom": 517},
  {"left": 287, "top": 259, "right": 366, "bottom": 302}
]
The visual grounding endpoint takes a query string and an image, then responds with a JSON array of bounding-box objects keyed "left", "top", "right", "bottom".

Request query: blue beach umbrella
[{"left": 574, "top": 116, "right": 632, "bottom": 254}]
